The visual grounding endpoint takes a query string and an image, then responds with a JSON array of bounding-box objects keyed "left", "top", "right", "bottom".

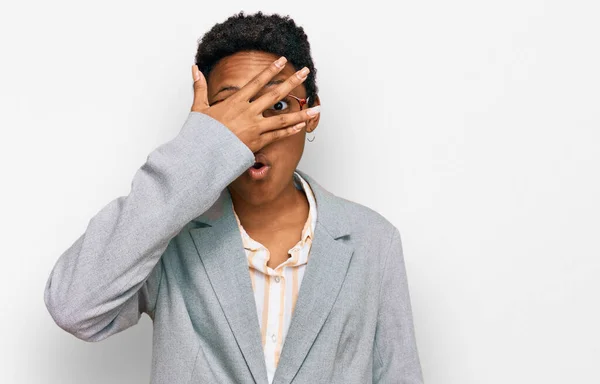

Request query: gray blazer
[{"left": 44, "top": 112, "right": 423, "bottom": 384}]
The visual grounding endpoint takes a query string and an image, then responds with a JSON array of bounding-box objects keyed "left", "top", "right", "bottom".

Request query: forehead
[{"left": 207, "top": 50, "right": 299, "bottom": 99}]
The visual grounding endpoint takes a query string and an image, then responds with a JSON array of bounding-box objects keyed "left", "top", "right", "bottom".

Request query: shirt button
[
  {"left": 271, "top": 334, "right": 277, "bottom": 343},
  {"left": 274, "top": 276, "right": 281, "bottom": 283}
]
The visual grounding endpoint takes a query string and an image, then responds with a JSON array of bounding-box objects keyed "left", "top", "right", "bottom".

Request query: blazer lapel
[
  {"left": 188, "top": 169, "right": 353, "bottom": 384},
  {"left": 189, "top": 190, "right": 269, "bottom": 384},
  {"left": 271, "top": 170, "right": 354, "bottom": 384}
]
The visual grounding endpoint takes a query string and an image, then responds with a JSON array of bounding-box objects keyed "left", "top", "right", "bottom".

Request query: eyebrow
[{"left": 212, "top": 79, "right": 286, "bottom": 99}]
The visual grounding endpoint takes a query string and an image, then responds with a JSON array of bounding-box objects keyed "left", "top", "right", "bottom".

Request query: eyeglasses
[
  {"left": 210, "top": 94, "right": 310, "bottom": 118},
  {"left": 262, "top": 94, "right": 310, "bottom": 118}
]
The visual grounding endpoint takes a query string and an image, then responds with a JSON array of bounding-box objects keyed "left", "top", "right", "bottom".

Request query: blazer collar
[{"left": 187, "top": 169, "right": 354, "bottom": 384}]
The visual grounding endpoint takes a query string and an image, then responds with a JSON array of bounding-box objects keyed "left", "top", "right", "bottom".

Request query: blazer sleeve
[
  {"left": 372, "top": 226, "right": 424, "bottom": 383},
  {"left": 43, "top": 111, "right": 255, "bottom": 342}
]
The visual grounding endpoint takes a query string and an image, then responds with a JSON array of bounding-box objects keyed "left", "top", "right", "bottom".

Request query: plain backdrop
[{"left": 1, "top": 0, "right": 599, "bottom": 383}]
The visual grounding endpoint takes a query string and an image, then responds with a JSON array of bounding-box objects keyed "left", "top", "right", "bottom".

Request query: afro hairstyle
[{"left": 194, "top": 11, "right": 318, "bottom": 107}]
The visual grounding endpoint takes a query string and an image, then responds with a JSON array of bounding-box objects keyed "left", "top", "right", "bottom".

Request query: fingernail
[
  {"left": 274, "top": 56, "right": 287, "bottom": 68},
  {"left": 306, "top": 106, "right": 320, "bottom": 116},
  {"left": 297, "top": 67, "right": 310, "bottom": 79},
  {"left": 192, "top": 65, "right": 200, "bottom": 81},
  {"left": 293, "top": 122, "right": 306, "bottom": 131}
]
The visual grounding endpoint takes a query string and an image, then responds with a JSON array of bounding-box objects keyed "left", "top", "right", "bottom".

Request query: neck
[{"left": 229, "top": 177, "right": 308, "bottom": 233}]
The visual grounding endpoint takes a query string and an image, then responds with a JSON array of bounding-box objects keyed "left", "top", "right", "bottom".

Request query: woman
[{"left": 44, "top": 11, "right": 423, "bottom": 384}]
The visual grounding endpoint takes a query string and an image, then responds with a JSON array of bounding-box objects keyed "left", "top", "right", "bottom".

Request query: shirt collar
[{"left": 294, "top": 171, "right": 317, "bottom": 243}]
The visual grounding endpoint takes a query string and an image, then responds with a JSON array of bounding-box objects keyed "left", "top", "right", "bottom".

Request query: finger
[
  {"left": 260, "top": 121, "right": 306, "bottom": 146},
  {"left": 257, "top": 106, "right": 321, "bottom": 134},
  {"left": 191, "top": 65, "right": 209, "bottom": 110},
  {"left": 230, "top": 56, "right": 288, "bottom": 103},
  {"left": 250, "top": 66, "right": 310, "bottom": 114}
]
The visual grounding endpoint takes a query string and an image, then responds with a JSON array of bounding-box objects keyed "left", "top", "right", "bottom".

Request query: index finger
[{"left": 228, "top": 56, "right": 288, "bottom": 103}]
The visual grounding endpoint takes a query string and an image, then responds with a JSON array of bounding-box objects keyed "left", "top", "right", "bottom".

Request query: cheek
[
  {"left": 261, "top": 133, "right": 305, "bottom": 172},
  {"left": 272, "top": 131, "right": 305, "bottom": 158}
]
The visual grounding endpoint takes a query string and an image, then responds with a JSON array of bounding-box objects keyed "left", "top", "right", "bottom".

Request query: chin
[{"left": 229, "top": 179, "right": 276, "bottom": 205}]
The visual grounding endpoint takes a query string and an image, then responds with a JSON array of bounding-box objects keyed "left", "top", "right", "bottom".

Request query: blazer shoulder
[
  {"left": 333, "top": 196, "right": 404, "bottom": 276},
  {"left": 334, "top": 195, "right": 398, "bottom": 240}
]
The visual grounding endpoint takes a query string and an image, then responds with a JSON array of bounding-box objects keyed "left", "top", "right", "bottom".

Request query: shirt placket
[{"left": 264, "top": 265, "right": 283, "bottom": 383}]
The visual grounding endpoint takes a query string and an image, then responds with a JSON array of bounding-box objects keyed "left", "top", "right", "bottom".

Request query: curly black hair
[{"left": 194, "top": 11, "right": 318, "bottom": 107}]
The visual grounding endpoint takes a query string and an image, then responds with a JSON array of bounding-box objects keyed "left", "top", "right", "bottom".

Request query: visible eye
[{"left": 268, "top": 99, "right": 290, "bottom": 111}]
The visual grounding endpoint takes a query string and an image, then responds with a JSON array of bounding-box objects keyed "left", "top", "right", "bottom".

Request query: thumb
[{"left": 191, "top": 65, "right": 209, "bottom": 111}]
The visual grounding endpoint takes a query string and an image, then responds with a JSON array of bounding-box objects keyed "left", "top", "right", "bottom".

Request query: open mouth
[
  {"left": 248, "top": 154, "right": 271, "bottom": 180},
  {"left": 252, "top": 152, "right": 270, "bottom": 169}
]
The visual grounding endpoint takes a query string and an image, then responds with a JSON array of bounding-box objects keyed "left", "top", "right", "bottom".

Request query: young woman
[{"left": 44, "top": 11, "right": 423, "bottom": 384}]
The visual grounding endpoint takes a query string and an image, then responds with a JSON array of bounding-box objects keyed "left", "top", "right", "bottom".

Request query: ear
[{"left": 305, "top": 94, "right": 321, "bottom": 133}]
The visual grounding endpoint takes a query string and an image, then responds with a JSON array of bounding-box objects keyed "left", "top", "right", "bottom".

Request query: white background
[{"left": 1, "top": 0, "right": 599, "bottom": 383}]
